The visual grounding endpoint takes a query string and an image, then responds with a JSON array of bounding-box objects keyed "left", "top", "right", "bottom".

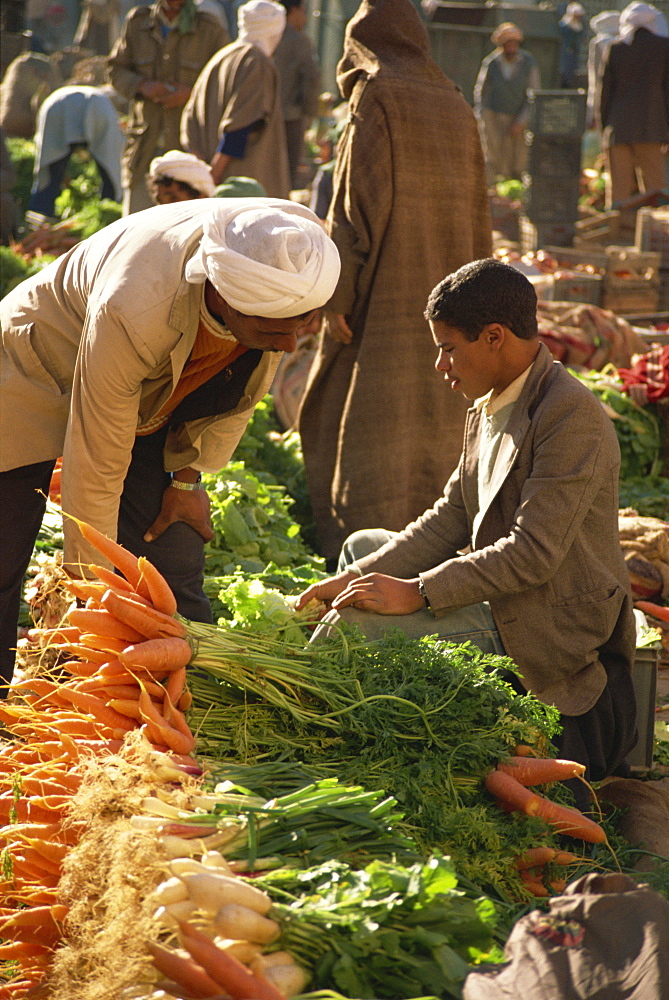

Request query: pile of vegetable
[
  {"left": 568, "top": 366, "right": 662, "bottom": 479},
  {"left": 2, "top": 518, "right": 666, "bottom": 1000}
]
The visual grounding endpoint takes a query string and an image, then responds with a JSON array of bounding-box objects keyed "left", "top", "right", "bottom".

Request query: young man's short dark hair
[{"left": 425, "top": 257, "right": 538, "bottom": 341}]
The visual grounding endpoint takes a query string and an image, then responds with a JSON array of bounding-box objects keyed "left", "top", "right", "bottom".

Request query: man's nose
[
  {"left": 272, "top": 333, "right": 298, "bottom": 354},
  {"left": 435, "top": 350, "right": 450, "bottom": 372}
]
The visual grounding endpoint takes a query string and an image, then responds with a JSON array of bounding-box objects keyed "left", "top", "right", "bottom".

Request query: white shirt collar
[{"left": 474, "top": 361, "right": 534, "bottom": 416}]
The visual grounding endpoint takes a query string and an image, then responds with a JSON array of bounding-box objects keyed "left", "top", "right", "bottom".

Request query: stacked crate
[
  {"left": 520, "top": 90, "right": 587, "bottom": 252},
  {"left": 601, "top": 247, "right": 661, "bottom": 313},
  {"left": 635, "top": 208, "right": 669, "bottom": 312}
]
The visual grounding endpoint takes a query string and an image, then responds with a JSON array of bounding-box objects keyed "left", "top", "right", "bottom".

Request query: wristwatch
[
  {"left": 170, "top": 473, "right": 202, "bottom": 492},
  {"left": 418, "top": 578, "right": 430, "bottom": 609}
]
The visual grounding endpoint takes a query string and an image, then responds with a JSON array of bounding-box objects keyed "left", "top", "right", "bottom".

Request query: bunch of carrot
[
  {"left": 17, "top": 514, "right": 198, "bottom": 757},
  {"left": 0, "top": 730, "right": 124, "bottom": 995},
  {"left": 484, "top": 752, "right": 607, "bottom": 897}
]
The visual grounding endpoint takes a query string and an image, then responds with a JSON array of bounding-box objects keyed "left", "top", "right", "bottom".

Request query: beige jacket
[
  {"left": 108, "top": 3, "right": 228, "bottom": 188},
  {"left": 0, "top": 199, "right": 282, "bottom": 568},
  {"left": 181, "top": 40, "right": 290, "bottom": 199}
]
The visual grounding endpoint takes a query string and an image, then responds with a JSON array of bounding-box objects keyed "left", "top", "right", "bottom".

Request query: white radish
[
  {"left": 250, "top": 952, "right": 295, "bottom": 973},
  {"left": 152, "top": 876, "right": 189, "bottom": 906},
  {"left": 214, "top": 903, "right": 280, "bottom": 944},
  {"left": 213, "top": 938, "right": 263, "bottom": 964},
  {"left": 153, "top": 899, "right": 196, "bottom": 928},
  {"left": 180, "top": 871, "right": 272, "bottom": 915},
  {"left": 263, "top": 963, "right": 310, "bottom": 997},
  {"left": 169, "top": 857, "right": 212, "bottom": 877},
  {"left": 201, "top": 850, "right": 231, "bottom": 871}
]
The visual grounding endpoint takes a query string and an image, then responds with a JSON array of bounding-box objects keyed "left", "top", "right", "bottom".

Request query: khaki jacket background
[
  {"left": 108, "top": 3, "right": 228, "bottom": 188},
  {"left": 0, "top": 199, "right": 282, "bottom": 569},
  {"left": 352, "top": 345, "right": 635, "bottom": 716}
]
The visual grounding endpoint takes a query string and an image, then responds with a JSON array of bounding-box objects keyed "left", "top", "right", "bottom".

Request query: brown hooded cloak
[{"left": 298, "top": 0, "right": 492, "bottom": 559}]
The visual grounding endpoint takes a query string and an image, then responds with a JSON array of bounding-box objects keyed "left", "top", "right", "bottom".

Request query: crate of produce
[
  {"left": 522, "top": 174, "right": 580, "bottom": 223},
  {"left": 602, "top": 284, "right": 660, "bottom": 314},
  {"left": 635, "top": 207, "right": 669, "bottom": 269},
  {"left": 551, "top": 270, "right": 602, "bottom": 305},
  {"left": 520, "top": 216, "right": 575, "bottom": 252},
  {"left": 525, "top": 134, "right": 582, "bottom": 178},
  {"left": 628, "top": 643, "right": 660, "bottom": 771},
  {"left": 604, "top": 246, "right": 661, "bottom": 287},
  {"left": 527, "top": 89, "right": 587, "bottom": 137},
  {"left": 544, "top": 245, "right": 608, "bottom": 273}
]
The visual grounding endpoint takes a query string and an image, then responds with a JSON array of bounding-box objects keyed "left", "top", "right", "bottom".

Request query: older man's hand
[{"left": 144, "top": 484, "right": 214, "bottom": 543}]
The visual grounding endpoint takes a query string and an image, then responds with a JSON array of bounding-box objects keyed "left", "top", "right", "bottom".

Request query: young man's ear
[{"left": 482, "top": 322, "right": 507, "bottom": 348}]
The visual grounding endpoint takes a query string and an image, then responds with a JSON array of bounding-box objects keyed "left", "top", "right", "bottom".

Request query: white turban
[
  {"left": 560, "top": 2, "right": 585, "bottom": 29},
  {"left": 148, "top": 150, "right": 215, "bottom": 197},
  {"left": 185, "top": 198, "right": 341, "bottom": 318},
  {"left": 491, "top": 22, "right": 523, "bottom": 45},
  {"left": 589, "top": 10, "right": 620, "bottom": 36},
  {"left": 619, "top": 2, "right": 669, "bottom": 42},
  {"left": 237, "top": 0, "right": 286, "bottom": 57}
]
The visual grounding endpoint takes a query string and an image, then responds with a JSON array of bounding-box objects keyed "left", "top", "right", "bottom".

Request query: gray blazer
[{"left": 353, "top": 344, "right": 635, "bottom": 716}]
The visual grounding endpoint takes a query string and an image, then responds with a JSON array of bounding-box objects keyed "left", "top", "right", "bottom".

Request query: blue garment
[
  {"left": 216, "top": 124, "right": 253, "bottom": 158},
  {"left": 559, "top": 22, "right": 583, "bottom": 86}
]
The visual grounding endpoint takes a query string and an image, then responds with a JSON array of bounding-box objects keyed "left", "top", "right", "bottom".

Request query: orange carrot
[
  {"left": 30, "top": 626, "right": 81, "bottom": 645},
  {"left": 178, "top": 920, "right": 284, "bottom": 1000},
  {"left": 0, "top": 942, "right": 52, "bottom": 959},
  {"left": 109, "top": 699, "right": 143, "bottom": 722},
  {"left": 57, "top": 643, "right": 110, "bottom": 665},
  {"left": 100, "top": 589, "right": 186, "bottom": 639},
  {"left": 162, "top": 690, "right": 195, "bottom": 754},
  {"left": 136, "top": 556, "right": 178, "bottom": 617},
  {"left": 528, "top": 797, "right": 606, "bottom": 843},
  {"left": 513, "top": 744, "right": 537, "bottom": 757},
  {"left": 485, "top": 769, "right": 606, "bottom": 842},
  {"left": 64, "top": 580, "right": 108, "bottom": 604},
  {"left": 178, "top": 688, "right": 193, "bottom": 712},
  {"left": 57, "top": 658, "right": 105, "bottom": 678},
  {"left": 484, "top": 769, "right": 537, "bottom": 812},
  {"left": 64, "top": 513, "right": 143, "bottom": 588},
  {"left": 79, "top": 633, "right": 131, "bottom": 656},
  {"left": 515, "top": 847, "right": 557, "bottom": 870},
  {"left": 635, "top": 600, "right": 669, "bottom": 623},
  {"left": 119, "top": 636, "right": 191, "bottom": 672},
  {"left": 146, "top": 940, "right": 225, "bottom": 997},
  {"left": 67, "top": 607, "right": 145, "bottom": 643},
  {"left": 165, "top": 666, "right": 187, "bottom": 704},
  {"left": 87, "top": 564, "right": 136, "bottom": 593},
  {"left": 497, "top": 756, "right": 586, "bottom": 786}
]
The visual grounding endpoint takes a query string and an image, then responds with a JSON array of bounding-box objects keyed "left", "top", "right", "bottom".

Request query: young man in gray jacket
[{"left": 298, "top": 258, "right": 637, "bottom": 790}]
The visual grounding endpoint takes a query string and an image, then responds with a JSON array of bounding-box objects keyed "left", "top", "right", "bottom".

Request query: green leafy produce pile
[
  {"left": 258, "top": 856, "right": 503, "bottom": 1000},
  {"left": 619, "top": 475, "right": 669, "bottom": 520},
  {"left": 568, "top": 367, "right": 661, "bottom": 479},
  {"left": 0, "top": 244, "right": 57, "bottom": 298},
  {"left": 187, "top": 619, "right": 583, "bottom": 901},
  {"left": 7, "top": 137, "right": 36, "bottom": 215}
]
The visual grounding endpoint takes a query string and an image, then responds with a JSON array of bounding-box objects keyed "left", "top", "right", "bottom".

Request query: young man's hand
[
  {"left": 296, "top": 571, "right": 359, "bottom": 610},
  {"left": 331, "top": 574, "right": 425, "bottom": 615},
  {"left": 323, "top": 311, "right": 354, "bottom": 344}
]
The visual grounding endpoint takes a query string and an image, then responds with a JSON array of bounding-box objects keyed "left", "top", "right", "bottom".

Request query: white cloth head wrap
[
  {"left": 589, "top": 10, "right": 620, "bottom": 36},
  {"left": 560, "top": 2, "right": 585, "bottom": 29},
  {"left": 237, "top": 0, "right": 286, "bottom": 57},
  {"left": 149, "top": 150, "right": 215, "bottom": 196},
  {"left": 185, "top": 198, "right": 341, "bottom": 318},
  {"left": 491, "top": 22, "right": 523, "bottom": 45},
  {"left": 619, "top": 2, "right": 669, "bottom": 42}
]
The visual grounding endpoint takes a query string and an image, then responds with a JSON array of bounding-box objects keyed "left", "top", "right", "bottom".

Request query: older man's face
[
  {"left": 502, "top": 38, "right": 520, "bottom": 59},
  {"left": 205, "top": 282, "right": 317, "bottom": 354}
]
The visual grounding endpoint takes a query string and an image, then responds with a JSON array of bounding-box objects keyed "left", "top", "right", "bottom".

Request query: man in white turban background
[
  {"left": 0, "top": 198, "right": 340, "bottom": 689},
  {"left": 596, "top": 2, "right": 669, "bottom": 215},
  {"left": 147, "top": 149, "right": 216, "bottom": 203},
  {"left": 181, "top": 0, "right": 291, "bottom": 197}
]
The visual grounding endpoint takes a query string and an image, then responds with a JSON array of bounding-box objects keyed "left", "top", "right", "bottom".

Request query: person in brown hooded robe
[{"left": 297, "top": 0, "right": 492, "bottom": 562}]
